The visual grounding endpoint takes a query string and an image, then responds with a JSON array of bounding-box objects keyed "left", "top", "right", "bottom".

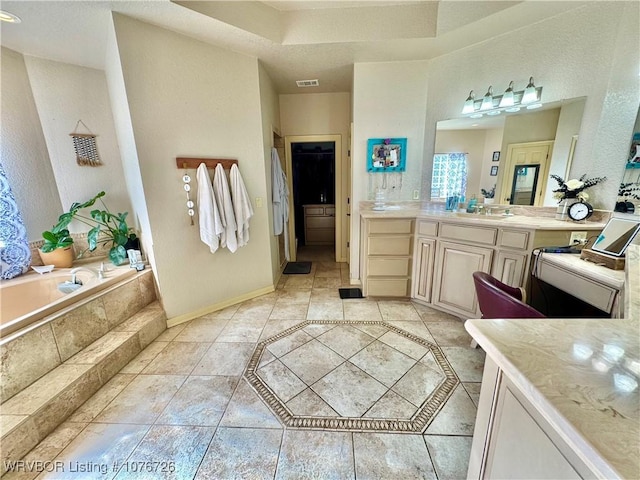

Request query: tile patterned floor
[{"left": 5, "top": 246, "right": 485, "bottom": 480}]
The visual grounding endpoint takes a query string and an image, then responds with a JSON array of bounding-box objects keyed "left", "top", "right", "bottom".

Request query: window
[{"left": 431, "top": 153, "right": 467, "bottom": 200}]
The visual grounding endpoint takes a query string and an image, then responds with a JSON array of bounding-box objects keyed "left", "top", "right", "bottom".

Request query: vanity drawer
[
  {"left": 369, "top": 219, "right": 413, "bottom": 235},
  {"left": 306, "top": 216, "right": 335, "bottom": 229},
  {"left": 368, "top": 236, "right": 412, "bottom": 256},
  {"left": 440, "top": 223, "right": 497, "bottom": 246},
  {"left": 325, "top": 207, "right": 335, "bottom": 216},
  {"left": 368, "top": 257, "right": 411, "bottom": 277},
  {"left": 417, "top": 220, "right": 438, "bottom": 237},
  {"left": 305, "top": 207, "right": 324, "bottom": 216},
  {"left": 537, "top": 261, "right": 617, "bottom": 313},
  {"left": 367, "top": 278, "right": 410, "bottom": 297},
  {"left": 499, "top": 229, "right": 531, "bottom": 250}
]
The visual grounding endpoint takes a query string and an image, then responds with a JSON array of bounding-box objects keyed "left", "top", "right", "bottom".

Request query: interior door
[{"left": 500, "top": 142, "right": 553, "bottom": 206}]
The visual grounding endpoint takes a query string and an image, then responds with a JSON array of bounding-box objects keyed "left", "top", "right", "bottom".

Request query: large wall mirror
[{"left": 433, "top": 97, "right": 586, "bottom": 206}]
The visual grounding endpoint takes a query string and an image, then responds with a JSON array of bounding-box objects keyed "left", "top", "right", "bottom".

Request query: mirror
[
  {"left": 616, "top": 107, "right": 640, "bottom": 213},
  {"left": 592, "top": 217, "right": 640, "bottom": 256},
  {"left": 434, "top": 97, "right": 586, "bottom": 206}
]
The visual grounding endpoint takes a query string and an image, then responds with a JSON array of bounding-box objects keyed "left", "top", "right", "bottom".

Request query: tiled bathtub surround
[{"left": 3, "top": 246, "right": 485, "bottom": 480}]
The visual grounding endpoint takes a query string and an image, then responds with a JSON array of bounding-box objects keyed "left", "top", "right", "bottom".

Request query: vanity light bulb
[
  {"left": 462, "top": 90, "right": 476, "bottom": 114},
  {"left": 480, "top": 86, "right": 494, "bottom": 111},
  {"left": 522, "top": 77, "right": 539, "bottom": 104},
  {"left": 486, "top": 110, "right": 501, "bottom": 116},
  {"left": 526, "top": 103, "right": 543, "bottom": 110},
  {"left": 498, "top": 81, "right": 515, "bottom": 108},
  {"left": 469, "top": 113, "right": 483, "bottom": 119}
]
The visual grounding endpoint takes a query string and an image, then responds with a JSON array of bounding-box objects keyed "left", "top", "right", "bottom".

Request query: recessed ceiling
[{"left": 0, "top": 1, "right": 585, "bottom": 94}]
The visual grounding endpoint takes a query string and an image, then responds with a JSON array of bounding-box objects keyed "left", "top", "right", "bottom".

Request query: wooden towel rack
[{"left": 176, "top": 157, "right": 238, "bottom": 170}]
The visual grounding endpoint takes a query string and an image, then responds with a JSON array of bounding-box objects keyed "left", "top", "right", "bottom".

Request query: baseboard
[{"left": 166, "top": 284, "right": 276, "bottom": 328}]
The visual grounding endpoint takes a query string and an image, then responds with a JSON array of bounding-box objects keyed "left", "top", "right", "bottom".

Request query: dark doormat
[
  {"left": 339, "top": 288, "right": 364, "bottom": 299},
  {"left": 283, "top": 261, "right": 312, "bottom": 275}
]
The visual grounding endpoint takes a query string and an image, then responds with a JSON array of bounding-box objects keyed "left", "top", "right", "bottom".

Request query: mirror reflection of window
[
  {"left": 431, "top": 153, "right": 467, "bottom": 200},
  {"left": 510, "top": 164, "right": 540, "bottom": 205}
]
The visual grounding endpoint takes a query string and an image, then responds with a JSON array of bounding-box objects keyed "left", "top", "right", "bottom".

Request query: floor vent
[{"left": 296, "top": 79, "right": 319, "bottom": 88}]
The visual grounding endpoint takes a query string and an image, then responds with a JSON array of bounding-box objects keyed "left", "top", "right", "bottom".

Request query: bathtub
[{"left": 0, "top": 263, "right": 136, "bottom": 338}]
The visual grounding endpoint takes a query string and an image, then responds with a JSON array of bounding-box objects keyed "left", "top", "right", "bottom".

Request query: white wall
[
  {"left": 279, "top": 92, "right": 351, "bottom": 262},
  {"left": 258, "top": 62, "right": 282, "bottom": 282},
  {"left": 111, "top": 14, "right": 273, "bottom": 319},
  {"left": 0, "top": 47, "right": 62, "bottom": 242},
  {"left": 351, "top": 60, "right": 429, "bottom": 279},
  {"left": 24, "top": 56, "right": 131, "bottom": 231},
  {"left": 423, "top": 2, "right": 640, "bottom": 209},
  {"left": 479, "top": 128, "right": 504, "bottom": 197}
]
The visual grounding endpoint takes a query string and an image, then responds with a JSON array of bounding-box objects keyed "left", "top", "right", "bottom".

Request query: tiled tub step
[{"left": 0, "top": 302, "right": 166, "bottom": 474}]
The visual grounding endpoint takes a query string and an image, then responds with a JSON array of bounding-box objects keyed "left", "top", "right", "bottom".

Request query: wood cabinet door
[
  {"left": 493, "top": 251, "right": 527, "bottom": 288},
  {"left": 413, "top": 237, "right": 435, "bottom": 302},
  {"left": 433, "top": 241, "right": 493, "bottom": 317}
]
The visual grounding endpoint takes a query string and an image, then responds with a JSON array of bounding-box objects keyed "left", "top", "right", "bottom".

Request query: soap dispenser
[{"left": 466, "top": 195, "right": 478, "bottom": 213}]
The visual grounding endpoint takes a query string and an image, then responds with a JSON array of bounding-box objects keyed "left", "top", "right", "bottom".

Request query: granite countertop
[
  {"left": 532, "top": 251, "right": 626, "bottom": 290},
  {"left": 359, "top": 203, "right": 606, "bottom": 231},
  {"left": 465, "top": 318, "right": 640, "bottom": 479}
]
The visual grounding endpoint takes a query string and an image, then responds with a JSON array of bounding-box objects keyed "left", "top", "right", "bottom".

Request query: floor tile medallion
[{"left": 244, "top": 321, "right": 459, "bottom": 433}]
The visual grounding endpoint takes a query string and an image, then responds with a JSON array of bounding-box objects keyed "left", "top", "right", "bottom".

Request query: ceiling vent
[{"left": 296, "top": 79, "right": 319, "bottom": 88}]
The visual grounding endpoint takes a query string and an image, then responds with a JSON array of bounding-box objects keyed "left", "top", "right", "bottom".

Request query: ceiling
[{"left": 0, "top": 1, "right": 585, "bottom": 94}]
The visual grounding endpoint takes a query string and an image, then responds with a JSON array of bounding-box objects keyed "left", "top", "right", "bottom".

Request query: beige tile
[
  {"left": 424, "top": 435, "right": 473, "bottom": 480},
  {"left": 219, "top": 380, "right": 282, "bottom": 429},
  {"left": 316, "top": 324, "right": 376, "bottom": 358},
  {"left": 265, "top": 329, "right": 314, "bottom": 357},
  {"left": 302, "top": 323, "right": 337, "bottom": 338},
  {"left": 217, "top": 318, "right": 266, "bottom": 343},
  {"left": 392, "top": 353, "right": 447, "bottom": 407},
  {"left": 1, "top": 417, "right": 40, "bottom": 476},
  {"left": 154, "top": 323, "right": 186, "bottom": 342},
  {"left": 120, "top": 341, "right": 169, "bottom": 374},
  {"left": 280, "top": 339, "right": 344, "bottom": 384},
  {"left": 310, "top": 288, "right": 342, "bottom": 302},
  {"left": 307, "top": 301, "right": 344, "bottom": 320},
  {"left": 258, "top": 350, "right": 277, "bottom": 368},
  {"left": 276, "top": 430, "right": 354, "bottom": 480},
  {"left": 312, "top": 362, "right": 387, "bottom": 417},
  {"left": 1, "top": 324, "right": 61, "bottom": 403},
  {"left": 95, "top": 374, "right": 185, "bottom": 424},
  {"left": 50, "top": 299, "right": 109, "bottom": 361},
  {"left": 141, "top": 342, "right": 209, "bottom": 375},
  {"left": 378, "top": 300, "right": 422, "bottom": 321},
  {"left": 386, "top": 320, "right": 435, "bottom": 343},
  {"left": 412, "top": 301, "right": 460, "bottom": 321},
  {"left": 196, "top": 427, "right": 282, "bottom": 480},
  {"left": 364, "top": 390, "right": 417, "bottom": 419},
  {"left": 102, "top": 278, "right": 144, "bottom": 329},
  {"left": 1, "top": 414, "right": 29, "bottom": 435},
  {"left": 269, "top": 302, "right": 308, "bottom": 320},
  {"left": 342, "top": 300, "right": 382, "bottom": 321},
  {"left": 42, "top": 423, "right": 149, "bottom": 479},
  {"left": 193, "top": 342, "right": 255, "bottom": 376},
  {"left": 350, "top": 323, "right": 389, "bottom": 338},
  {"left": 463, "top": 382, "right": 482, "bottom": 407},
  {"left": 260, "top": 320, "right": 304, "bottom": 342},
  {"left": 286, "top": 388, "right": 338, "bottom": 417},
  {"left": 173, "top": 316, "right": 228, "bottom": 342},
  {"left": 65, "top": 331, "right": 138, "bottom": 366},
  {"left": 113, "top": 302, "right": 166, "bottom": 348},
  {"left": 440, "top": 346, "right": 486, "bottom": 382},
  {"left": 425, "top": 384, "right": 477, "bottom": 435},
  {"left": 350, "top": 341, "right": 416, "bottom": 388},
  {"left": 353, "top": 433, "right": 436, "bottom": 480},
  {"left": 257, "top": 360, "right": 306, "bottom": 402},
  {"left": 277, "top": 289, "right": 312, "bottom": 303},
  {"left": 156, "top": 376, "right": 238, "bottom": 426},
  {"left": 67, "top": 373, "right": 136, "bottom": 423},
  {"left": 209, "top": 304, "right": 240, "bottom": 319},
  {"left": 377, "top": 330, "right": 428, "bottom": 360},
  {"left": 233, "top": 301, "right": 275, "bottom": 320},
  {"left": 313, "top": 277, "right": 343, "bottom": 289},
  {"left": 116, "top": 425, "right": 213, "bottom": 479},
  {"left": 283, "top": 275, "right": 314, "bottom": 289},
  {"left": 138, "top": 271, "right": 157, "bottom": 306},
  {"left": 427, "top": 321, "right": 474, "bottom": 347}
]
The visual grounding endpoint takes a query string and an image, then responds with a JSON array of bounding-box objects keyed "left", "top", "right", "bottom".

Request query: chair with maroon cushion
[{"left": 472, "top": 271, "right": 545, "bottom": 319}]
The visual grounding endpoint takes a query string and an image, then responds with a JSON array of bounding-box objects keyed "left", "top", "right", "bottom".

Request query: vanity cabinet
[
  {"left": 303, "top": 204, "right": 335, "bottom": 245},
  {"left": 412, "top": 237, "right": 436, "bottom": 302},
  {"left": 361, "top": 218, "right": 414, "bottom": 297}
]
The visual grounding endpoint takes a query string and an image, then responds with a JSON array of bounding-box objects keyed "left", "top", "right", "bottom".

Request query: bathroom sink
[
  {"left": 373, "top": 205, "right": 404, "bottom": 211},
  {"left": 452, "top": 212, "right": 504, "bottom": 220}
]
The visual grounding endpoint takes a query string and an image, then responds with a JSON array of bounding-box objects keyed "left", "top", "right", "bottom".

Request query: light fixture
[
  {"left": 521, "top": 77, "right": 539, "bottom": 104},
  {"left": 0, "top": 10, "right": 21, "bottom": 23},
  {"left": 461, "top": 91, "right": 476, "bottom": 114},
  {"left": 499, "top": 81, "right": 515, "bottom": 108},
  {"left": 480, "top": 86, "right": 494, "bottom": 111},
  {"left": 461, "top": 77, "right": 544, "bottom": 117}
]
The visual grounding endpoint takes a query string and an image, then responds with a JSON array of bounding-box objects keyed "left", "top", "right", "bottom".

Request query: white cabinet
[
  {"left": 361, "top": 218, "right": 414, "bottom": 297},
  {"left": 413, "top": 237, "right": 435, "bottom": 302},
  {"left": 304, "top": 204, "right": 335, "bottom": 245},
  {"left": 432, "top": 241, "right": 493, "bottom": 317},
  {"left": 493, "top": 251, "right": 527, "bottom": 287}
]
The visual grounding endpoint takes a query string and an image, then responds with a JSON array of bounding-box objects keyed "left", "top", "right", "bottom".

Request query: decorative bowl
[{"left": 31, "top": 265, "right": 55, "bottom": 274}]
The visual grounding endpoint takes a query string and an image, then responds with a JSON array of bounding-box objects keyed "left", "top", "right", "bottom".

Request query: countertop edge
[{"left": 464, "top": 319, "right": 623, "bottom": 480}]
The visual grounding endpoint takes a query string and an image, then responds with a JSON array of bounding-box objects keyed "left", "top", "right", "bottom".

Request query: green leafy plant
[
  {"left": 45, "top": 191, "right": 136, "bottom": 265},
  {"left": 40, "top": 227, "right": 73, "bottom": 253},
  {"left": 481, "top": 185, "right": 496, "bottom": 198}
]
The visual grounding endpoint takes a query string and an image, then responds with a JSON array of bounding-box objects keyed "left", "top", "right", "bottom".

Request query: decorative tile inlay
[{"left": 244, "top": 321, "right": 459, "bottom": 433}]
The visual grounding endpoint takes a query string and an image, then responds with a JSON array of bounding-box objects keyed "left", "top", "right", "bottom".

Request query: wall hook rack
[{"left": 175, "top": 157, "right": 238, "bottom": 170}]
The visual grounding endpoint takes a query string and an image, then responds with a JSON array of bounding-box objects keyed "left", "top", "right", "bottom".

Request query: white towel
[
  {"left": 213, "top": 163, "right": 238, "bottom": 252},
  {"left": 196, "top": 163, "right": 223, "bottom": 253},
  {"left": 230, "top": 164, "right": 254, "bottom": 248},
  {"left": 271, "top": 148, "right": 290, "bottom": 260}
]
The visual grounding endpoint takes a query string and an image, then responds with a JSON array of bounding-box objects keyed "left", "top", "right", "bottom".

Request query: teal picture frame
[{"left": 367, "top": 138, "right": 407, "bottom": 172}]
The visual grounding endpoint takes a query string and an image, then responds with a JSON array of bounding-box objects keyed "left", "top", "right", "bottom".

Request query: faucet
[{"left": 69, "top": 266, "right": 104, "bottom": 284}]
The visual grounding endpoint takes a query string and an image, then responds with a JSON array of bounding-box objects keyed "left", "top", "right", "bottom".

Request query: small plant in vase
[
  {"left": 481, "top": 185, "right": 496, "bottom": 204},
  {"left": 550, "top": 174, "right": 606, "bottom": 220}
]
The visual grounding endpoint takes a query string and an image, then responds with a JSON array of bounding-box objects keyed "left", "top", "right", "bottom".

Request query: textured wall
[{"left": 0, "top": 48, "right": 62, "bottom": 242}]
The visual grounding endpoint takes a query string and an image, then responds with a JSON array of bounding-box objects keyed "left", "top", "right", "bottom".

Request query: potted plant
[
  {"left": 39, "top": 225, "right": 74, "bottom": 267},
  {"left": 481, "top": 185, "right": 496, "bottom": 204}
]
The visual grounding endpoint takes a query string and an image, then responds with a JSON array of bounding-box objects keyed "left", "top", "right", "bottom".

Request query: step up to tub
[{"left": 0, "top": 301, "right": 166, "bottom": 474}]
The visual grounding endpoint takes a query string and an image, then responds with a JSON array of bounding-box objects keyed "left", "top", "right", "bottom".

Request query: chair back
[{"left": 472, "top": 271, "right": 545, "bottom": 318}]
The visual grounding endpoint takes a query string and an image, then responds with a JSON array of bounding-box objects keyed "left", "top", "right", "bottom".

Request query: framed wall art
[
  {"left": 492, "top": 151, "right": 500, "bottom": 162},
  {"left": 490, "top": 165, "right": 499, "bottom": 176},
  {"left": 367, "top": 138, "right": 407, "bottom": 172}
]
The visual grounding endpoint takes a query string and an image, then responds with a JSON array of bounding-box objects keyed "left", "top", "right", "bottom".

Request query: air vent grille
[{"left": 296, "top": 79, "right": 319, "bottom": 88}]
